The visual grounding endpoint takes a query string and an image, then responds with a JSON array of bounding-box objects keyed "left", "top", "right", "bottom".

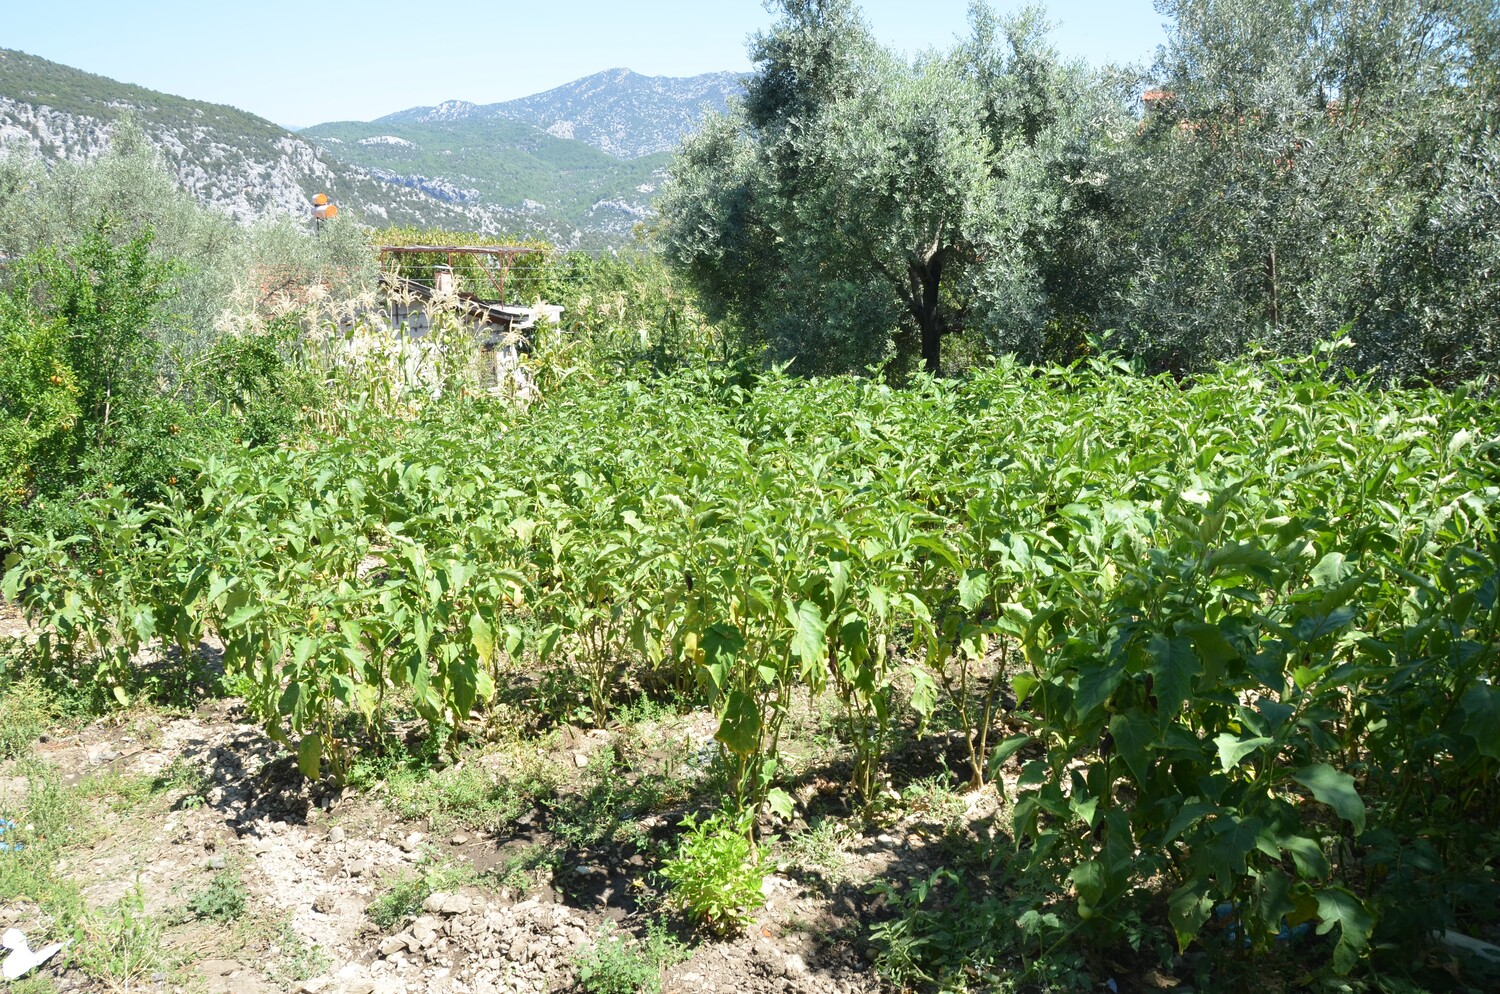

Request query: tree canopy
[
  {"left": 660, "top": 0, "right": 1499, "bottom": 382},
  {"left": 659, "top": 1, "right": 1112, "bottom": 375}
]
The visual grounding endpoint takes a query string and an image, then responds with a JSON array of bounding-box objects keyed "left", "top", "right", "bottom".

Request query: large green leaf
[
  {"left": 1205, "top": 543, "right": 1282, "bottom": 579},
  {"left": 1168, "top": 881, "right": 1214, "bottom": 953},
  {"left": 1316, "top": 887, "right": 1373, "bottom": 974},
  {"left": 1148, "top": 634, "right": 1198, "bottom": 724},
  {"left": 1214, "top": 732, "right": 1272, "bottom": 772},
  {"left": 987, "top": 734, "right": 1032, "bottom": 779},
  {"left": 1294, "top": 764, "right": 1366, "bottom": 835},
  {"left": 469, "top": 612, "right": 494, "bottom": 664},
  {"left": 1460, "top": 682, "right": 1500, "bottom": 760},
  {"left": 715, "top": 690, "right": 762, "bottom": 757},
  {"left": 1070, "top": 859, "right": 1106, "bottom": 906},
  {"left": 1109, "top": 711, "right": 1155, "bottom": 784},
  {"left": 787, "top": 599, "right": 825, "bottom": 669},
  {"left": 1293, "top": 606, "right": 1357, "bottom": 643},
  {"left": 958, "top": 569, "right": 990, "bottom": 611},
  {"left": 297, "top": 733, "right": 322, "bottom": 780},
  {"left": 1075, "top": 662, "right": 1124, "bottom": 719}
]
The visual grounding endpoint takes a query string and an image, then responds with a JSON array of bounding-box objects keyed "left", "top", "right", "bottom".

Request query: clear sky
[{"left": 2, "top": 1, "right": 1170, "bottom": 129}]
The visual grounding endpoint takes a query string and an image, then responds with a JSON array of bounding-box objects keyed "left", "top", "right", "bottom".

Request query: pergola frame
[{"left": 377, "top": 245, "right": 545, "bottom": 303}]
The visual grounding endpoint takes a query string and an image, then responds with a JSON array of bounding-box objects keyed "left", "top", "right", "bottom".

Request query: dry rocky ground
[{"left": 0, "top": 624, "right": 1004, "bottom": 994}]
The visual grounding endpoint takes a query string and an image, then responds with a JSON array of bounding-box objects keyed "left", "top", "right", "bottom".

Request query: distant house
[{"left": 378, "top": 245, "right": 562, "bottom": 395}]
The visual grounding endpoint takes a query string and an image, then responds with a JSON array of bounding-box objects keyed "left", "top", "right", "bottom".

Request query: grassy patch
[
  {"left": 387, "top": 760, "right": 553, "bottom": 833},
  {"left": 777, "top": 817, "right": 858, "bottom": 888},
  {"left": 349, "top": 731, "right": 557, "bottom": 835},
  {"left": 263, "top": 921, "right": 331, "bottom": 988},
  {"left": 0, "top": 763, "right": 175, "bottom": 987},
  {"left": 186, "top": 869, "right": 248, "bottom": 923},
  {"left": 66, "top": 886, "right": 173, "bottom": 988},
  {"left": 367, "top": 862, "right": 473, "bottom": 932},
  {"left": 0, "top": 677, "right": 56, "bottom": 760},
  {"left": 224, "top": 915, "right": 331, "bottom": 987},
  {"left": 481, "top": 841, "right": 562, "bottom": 894},
  {"left": 152, "top": 756, "right": 213, "bottom": 809},
  {"left": 76, "top": 770, "right": 158, "bottom": 811},
  {"left": 900, "top": 776, "right": 969, "bottom": 834},
  {"left": 549, "top": 750, "right": 672, "bottom": 851},
  {"left": 572, "top": 919, "right": 688, "bottom": 994}
]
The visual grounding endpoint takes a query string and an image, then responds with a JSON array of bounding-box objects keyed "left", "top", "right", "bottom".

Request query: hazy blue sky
[{"left": 4, "top": 1, "right": 1170, "bottom": 128}]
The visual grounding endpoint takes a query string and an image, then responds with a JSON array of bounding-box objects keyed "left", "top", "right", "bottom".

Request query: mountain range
[
  {"left": 375, "top": 68, "right": 744, "bottom": 159},
  {"left": 0, "top": 50, "right": 745, "bottom": 247}
]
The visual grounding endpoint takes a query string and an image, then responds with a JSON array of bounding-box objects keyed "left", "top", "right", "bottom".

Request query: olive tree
[
  {"left": 1092, "top": 0, "right": 1500, "bottom": 379},
  {"left": 659, "top": 1, "right": 1113, "bottom": 375}
]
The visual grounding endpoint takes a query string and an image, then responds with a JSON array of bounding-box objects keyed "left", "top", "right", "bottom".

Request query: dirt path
[{"left": 0, "top": 696, "right": 948, "bottom": 994}]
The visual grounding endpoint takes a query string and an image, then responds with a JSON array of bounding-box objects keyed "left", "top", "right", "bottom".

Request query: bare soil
[{"left": 0, "top": 692, "right": 1004, "bottom": 994}]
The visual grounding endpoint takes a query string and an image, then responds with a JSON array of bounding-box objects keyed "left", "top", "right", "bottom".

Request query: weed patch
[
  {"left": 187, "top": 869, "right": 248, "bottom": 923},
  {"left": 572, "top": 919, "right": 688, "bottom": 994},
  {"left": 367, "top": 862, "right": 473, "bottom": 932}
]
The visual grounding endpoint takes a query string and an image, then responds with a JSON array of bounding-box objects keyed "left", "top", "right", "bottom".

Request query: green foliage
[
  {"left": 0, "top": 309, "right": 79, "bottom": 514},
  {"left": 187, "top": 870, "right": 248, "bottom": 923},
  {"left": 0, "top": 118, "right": 238, "bottom": 340},
  {"left": 367, "top": 863, "right": 471, "bottom": 932},
  {"left": 4, "top": 343, "right": 1495, "bottom": 984},
  {"left": 572, "top": 921, "right": 687, "bottom": 994},
  {"left": 0, "top": 676, "right": 56, "bottom": 759},
  {"left": 660, "top": 811, "right": 768, "bottom": 933},
  {"left": 659, "top": 1, "right": 1121, "bottom": 375},
  {"left": 188, "top": 317, "right": 326, "bottom": 448},
  {"left": 1072, "top": 0, "right": 1500, "bottom": 380},
  {"left": 661, "top": 0, "right": 1498, "bottom": 381},
  {"left": 0, "top": 230, "right": 174, "bottom": 513},
  {"left": 262, "top": 920, "right": 331, "bottom": 987},
  {"left": 0, "top": 764, "right": 173, "bottom": 988},
  {"left": 383, "top": 758, "right": 554, "bottom": 834},
  {"left": 65, "top": 886, "right": 171, "bottom": 988},
  {"left": 539, "top": 251, "right": 728, "bottom": 377}
]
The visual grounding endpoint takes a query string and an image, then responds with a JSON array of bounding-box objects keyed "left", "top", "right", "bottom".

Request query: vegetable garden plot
[{"left": 4, "top": 354, "right": 1497, "bottom": 983}]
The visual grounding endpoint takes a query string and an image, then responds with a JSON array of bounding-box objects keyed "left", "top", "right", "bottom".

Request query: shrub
[{"left": 659, "top": 811, "right": 766, "bottom": 934}]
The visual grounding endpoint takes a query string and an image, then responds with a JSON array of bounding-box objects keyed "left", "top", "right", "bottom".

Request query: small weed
[
  {"left": 9, "top": 759, "right": 89, "bottom": 845},
  {"left": 218, "top": 670, "right": 257, "bottom": 700},
  {"left": 482, "top": 842, "right": 562, "bottom": 894},
  {"left": 152, "top": 756, "right": 213, "bottom": 807},
  {"left": 187, "top": 869, "right": 247, "bottom": 922},
  {"left": 68, "top": 886, "right": 171, "bottom": 988},
  {"left": 263, "top": 921, "right": 330, "bottom": 987},
  {"left": 550, "top": 751, "right": 669, "bottom": 850},
  {"left": 77, "top": 770, "right": 157, "bottom": 812},
  {"left": 778, "top": 817, "right": 856, "bottom": 887},
  {"left": 0, "top": 677, "right": 56, "bottom": 760},
  {"left": 2, "top": 976, "right": 59, "bottom": 994},
  {"left": 572, "top": 919, "right": 687, "bottom": 994},
  {"left": 612, "top": 694, "right": 685, "bottom": 728},
  {"left": 356, "top": 740, "right": 556, "bottom": 835},
  {"left": 901, "top": 776, "right": 968, "bottom": 833},
  {"left": 367, "top": 862, "right": 473, "bottom": 931}
]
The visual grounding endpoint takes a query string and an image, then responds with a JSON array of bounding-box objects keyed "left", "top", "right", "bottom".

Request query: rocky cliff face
[
  {"left": 1, "top": 49, "right": 738, "bottom": 246},
  {"left": 0, "top": 49, "right": 515, "bottom": 233},
  {"left": 377, "top": 68, "right": 746, "bottom": 159}
]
